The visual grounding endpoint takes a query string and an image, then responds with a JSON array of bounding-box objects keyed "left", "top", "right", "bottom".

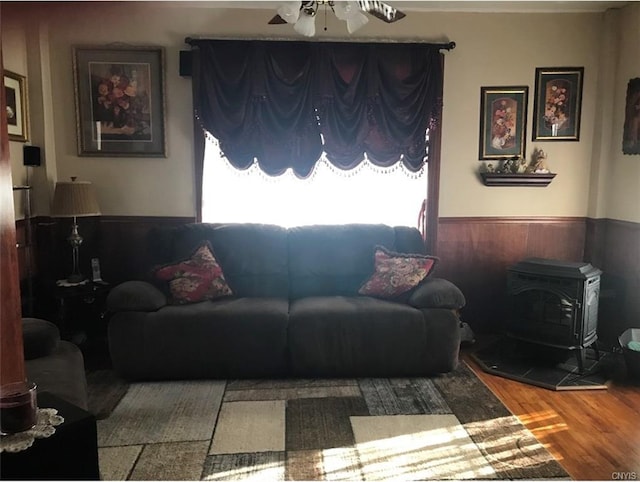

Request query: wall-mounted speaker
[
  {"left": 179, "top": 50, "right": 192, "bottom": 77},
  {"left": 23, "top": 145, "right": 41, "bottom": 167}
]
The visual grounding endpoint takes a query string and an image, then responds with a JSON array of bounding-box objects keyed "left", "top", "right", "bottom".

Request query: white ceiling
[
  {"left": 395, "top": 1, "right": 633, "bottom": 12},
  {"left": 170, "top": 0, "right": 634, "bottom": 13}
]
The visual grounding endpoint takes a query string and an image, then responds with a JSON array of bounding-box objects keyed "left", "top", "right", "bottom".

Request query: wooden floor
[{"left": 462, "top": 345, "right": 640, "bottom": 481}]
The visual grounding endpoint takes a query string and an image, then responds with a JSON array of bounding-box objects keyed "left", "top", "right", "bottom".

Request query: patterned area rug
[
  {"left": 92, "top": 362, "right": 570, "bottom": 481},
  {"left": 86, "top": 369, "right": 130, "bottom": 420}
]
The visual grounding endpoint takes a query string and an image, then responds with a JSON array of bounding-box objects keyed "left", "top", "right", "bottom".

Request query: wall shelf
[{"left": 480, "top": 172, "right": 556, "bottom": 187}]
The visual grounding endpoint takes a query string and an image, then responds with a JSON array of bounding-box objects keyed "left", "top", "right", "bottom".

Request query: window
[{"left": 202, "top": 137, "right": 427, "bottom": 229}]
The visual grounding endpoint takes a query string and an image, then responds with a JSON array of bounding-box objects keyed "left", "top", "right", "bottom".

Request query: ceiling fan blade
[
  {"left": 356, "top": 0, "right": 405, "bottom": 23},
  {"left": 268, "top": 14, "right": 288, "bottom": 25}
]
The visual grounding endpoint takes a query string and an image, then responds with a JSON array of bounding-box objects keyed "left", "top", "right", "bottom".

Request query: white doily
[{"left": 0, "top": 408, "right": 64, "bottom": 453}]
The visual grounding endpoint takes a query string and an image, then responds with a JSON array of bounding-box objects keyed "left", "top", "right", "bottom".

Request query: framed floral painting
[
  {"left": 478, "top": 86, "right": 528, "bottom": 161},
  {"left": 622, "top": 77, "right": 640, "bottom": 155},
  {"left": 4, "top": 70, "right": 29, "bottom": 142},
  {"left": 73, "top": 45, "right": 166, "bottom": 157},
  {"left": 532, "top": 67, "right": 583, "bottom": 141}
]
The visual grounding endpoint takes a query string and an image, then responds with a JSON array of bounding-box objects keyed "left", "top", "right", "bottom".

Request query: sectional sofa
[{"left": 106, "top": 223, "right": 466, "bottom": 381}]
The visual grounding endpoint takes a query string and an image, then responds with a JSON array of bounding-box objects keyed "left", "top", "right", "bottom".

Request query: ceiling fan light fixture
[
  {"left": 293, "top": 11, "right": 316, "bottom": 36},
  {"left": 345, "top": 9, "right": 369, "bottom": 33},
  {"left": 277, "top": 1, "right": 301, "bottom": 24},
  {"left": 270, "top": 0, "right": 403, "bottom": 35},
  {"left": 332, "top": 0, "right": 352, "bottom": 21},
  {"left": 356, "top": 0, "right": 404, "bottom": 23}
]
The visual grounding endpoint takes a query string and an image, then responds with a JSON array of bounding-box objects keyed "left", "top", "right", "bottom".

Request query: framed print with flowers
[
  {"left": 479, "top": 86, "right": 528, "bottom": 161},
  {"left": 73, "top": 45, "right": 166, "bottom": 157},
  {"left": 622, "top": 77, "right": 640, "bottom": 155},
  {"left": 533, "top": 67, "right": 583, "bottom": 141},
  {"left": 4, "top": 70, "right": 29, "bottom": 142}
]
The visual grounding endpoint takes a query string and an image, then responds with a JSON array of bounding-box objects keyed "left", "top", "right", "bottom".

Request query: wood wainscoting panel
[
  {"left": 16, "top": 219, "right": 29, "bottom": 280},
  {"left": 436, "top": 217, "right": 587, "bottom": 334},
  {"left": 24, "top": 215, "right": 636, "bottom": 344},
  {"left": 29, "top": 215, "right": 195, "bottom": 308},
  {"left": 586, "top": 218, "right": 640, "bottom": 346},
  {"left": 98, "top": 216, "right": 196, "bottom": 284}
]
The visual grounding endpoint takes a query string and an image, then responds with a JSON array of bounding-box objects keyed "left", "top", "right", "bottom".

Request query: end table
[
  {"left": 53, "top": 281, "right": 112, "bottom": 369},
  {"left": 53, "top": 281, "right": 111, "bottom": 343},
  {"left": 0, "top": 392, "right": 100, "bottom": 480}
]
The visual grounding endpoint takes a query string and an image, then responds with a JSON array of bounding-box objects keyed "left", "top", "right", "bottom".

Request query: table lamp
[{"left": 51, "top": 177, "right": 101, "bottom": 283}]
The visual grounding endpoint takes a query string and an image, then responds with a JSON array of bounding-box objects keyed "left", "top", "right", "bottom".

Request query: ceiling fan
[{"left": 268, "top": 1, "right": 406, "bottom": 36}]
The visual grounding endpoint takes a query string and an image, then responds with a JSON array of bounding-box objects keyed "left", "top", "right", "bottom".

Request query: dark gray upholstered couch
[
  {"left": 23, "top": 318, "right": 88, "bottom": 410},
  {"left": 106, "top": 223, "right": 466, "bottom": 381}
]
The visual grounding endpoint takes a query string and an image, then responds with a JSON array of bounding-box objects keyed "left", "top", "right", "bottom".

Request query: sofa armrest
[
  {"left": 107, "top": 281, "right": 167, "bottom": 312},
  {"left": 22, "top": 318, "right": 60, "bottom": 360},
  {"left": 408, "top": 277, "right": 466, "bottom": 310}
]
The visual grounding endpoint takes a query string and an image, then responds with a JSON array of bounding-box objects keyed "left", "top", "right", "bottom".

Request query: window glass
[{"left": 202, "top": 137, "right": 427, "bottom": 228}]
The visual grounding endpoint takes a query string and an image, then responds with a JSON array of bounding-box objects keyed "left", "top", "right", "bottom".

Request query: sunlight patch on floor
[
  {"left": 202, "top": 457, "right": 284, "bottom": 481},
  {"left": 351, "top": 414, "right": 497, "bottom": 480},
  {"left": 516, "top": 410, "right": 569, "bottom": 438}
]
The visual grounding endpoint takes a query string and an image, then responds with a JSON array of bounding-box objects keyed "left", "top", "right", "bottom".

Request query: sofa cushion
[
  {"left": 408, "top": 277, "right": 466, "bottom": 310},
  {"left": 107, "top": 280, "right": 167, "bottom": 312},
  {"left": 160, "top": 223, "right": 290, "bottom": 298},
  {"left": 154, "top": 242, "right": 232, "bottom": 304},
  {"left": 392, "top": 225, "right": 428, "bottom": 254},
  {"left": 288, "top": 224, "right": 398, "bottom": 299},
  {"left": 358, "top": 246, "right": 438, "bottom": 299},
  {"left": 22, "top": 318, "right": 60, "bottom": 360},
  {"left": 108, "top": 297, "right": 290, "bottom": 380},
  {"left": 288, "top": 296, "right": 431, "bottom": 376}
]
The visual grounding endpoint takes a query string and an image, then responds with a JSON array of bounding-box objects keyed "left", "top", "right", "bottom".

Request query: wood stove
[{"left": 507, "top": 257, "right": 602, "bottom": 373}]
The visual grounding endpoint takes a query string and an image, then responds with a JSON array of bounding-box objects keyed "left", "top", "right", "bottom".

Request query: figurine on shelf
[
  {"left": 486, "top": 163, "right": 495, "bottom": 173},
  {"left": 516, "top": 157, "right": 528, "bottom": 173},
  {"left": 528, "top": 147, "right": 550, "bottom": 173},
  {"left": 501, "top": 158, "right": 514, "bottom": 173}
]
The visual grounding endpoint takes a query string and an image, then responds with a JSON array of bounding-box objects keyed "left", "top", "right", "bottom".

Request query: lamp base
[{"left": 66, "top": 274, "right": 86, "bottom": 284}]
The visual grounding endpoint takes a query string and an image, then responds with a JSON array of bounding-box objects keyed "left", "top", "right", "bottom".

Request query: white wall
[
  {"left": 2, "top": 11, "right": 28, "bottom": 218},
  {"left": 438, "top": 11, "right": 600, "bottom": 218},
  {"left": 606, "top": 3, "right": 640, "bottom": 222},
  {"left": 3, "top": 1, "right": 639, "bottom": 222}
]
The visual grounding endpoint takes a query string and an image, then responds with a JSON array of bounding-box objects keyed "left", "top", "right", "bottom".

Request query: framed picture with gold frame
[
  {"left": 622, "top": 77, "right": 640, "bottom": 155},
  {"left": 4, "top": 70, "right": 29, "bottom": 142},
  {"left": 532, "top": 67, "right": 584, "bottom": 141},
  {"left": 479, "top": 86, "right": 528, "bottom": 161},
  {"left": 73, "top": 45, "right": 166, "bottom": 157}
]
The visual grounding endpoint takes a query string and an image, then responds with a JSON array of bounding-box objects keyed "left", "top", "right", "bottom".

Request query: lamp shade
[
  {"left": 345, "top": 11, "right": 368, "bottom": 33},
  {"left": 277, "top": 1, "right": 300, "bottom": 24},
  {"left": 51, "top": 178, "right": 101, "bottom": 217},
  {"left": 293, "top": 12, "right": 316, "bottom": 37}
]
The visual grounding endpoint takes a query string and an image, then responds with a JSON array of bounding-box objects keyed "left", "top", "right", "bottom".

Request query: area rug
[
  {"left": 86, "top": 369, "right": 130, "bottom": 420},
  {"left": 91, "top": 362, "right": 570, "bottom": 481},
  {"left": 471, "top": 337, "right": 612, "bottom": 391}
]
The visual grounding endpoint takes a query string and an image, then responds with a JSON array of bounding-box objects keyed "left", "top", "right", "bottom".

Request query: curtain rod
[{"left": 185, "top": 36, "right": 456, "bottom": 51}]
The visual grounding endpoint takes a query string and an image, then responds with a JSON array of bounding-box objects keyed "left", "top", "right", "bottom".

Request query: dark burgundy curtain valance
[{"left": 190, "top": 39, "right": 445, "bottom": 177}]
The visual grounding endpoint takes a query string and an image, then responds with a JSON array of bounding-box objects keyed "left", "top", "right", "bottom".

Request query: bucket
[{"left": 619, "top": 328, "right": 640, "bottom": 380}]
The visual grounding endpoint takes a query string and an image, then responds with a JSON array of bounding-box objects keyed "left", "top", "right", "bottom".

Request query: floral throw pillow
[
  {"left": 154, "top": 242, "right": 233, "bottom": 304},
  {"left": 358, "top": 246, "right": 438, "bottom": 299}
]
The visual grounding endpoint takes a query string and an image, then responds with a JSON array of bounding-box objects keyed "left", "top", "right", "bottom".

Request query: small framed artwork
[
  {"left": 73, "top": 45, "right": 166, "bottom": 157},
  {"left": 479, "top": 86, "right": 528, "bottom": 161},
  {"left": 4, "top": 70, "right": 29, "bottom": 142},
  {"left": 533, "top": 67, "right": 584, "bottom": 141},
  {"left": 622, "top": 77, "right": 640, "bottom": 155}
]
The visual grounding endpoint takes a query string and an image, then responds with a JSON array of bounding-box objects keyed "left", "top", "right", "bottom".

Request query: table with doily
[
  {"left": 0, "top": 392, "right": 100, "bottom": 480},
  {"left": 0, "top": 407, "right": 64, "bottom": 453}
]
